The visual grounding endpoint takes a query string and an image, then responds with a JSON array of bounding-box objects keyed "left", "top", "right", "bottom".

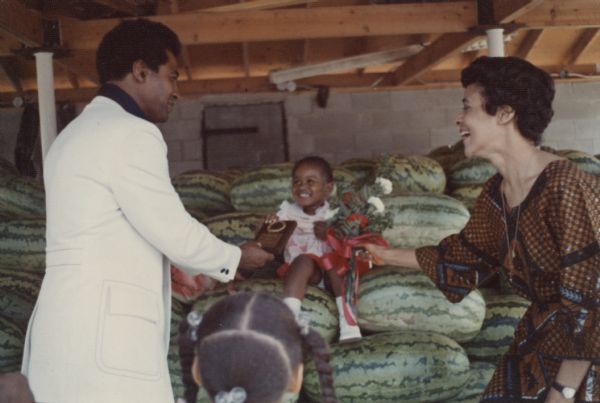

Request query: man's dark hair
[
  {"left": 96, "top": 19, "right": 181, "bottom": 84},
  {"left": 461, "top": 56, "right": 555, "bottom": 145},
  {"left": 293, "top": 156, "right": 334, "bottom": 183}
]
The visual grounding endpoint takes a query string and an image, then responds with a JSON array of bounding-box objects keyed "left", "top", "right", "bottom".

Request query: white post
[
  {"left": 34, "top": 51, "right": 57, "bottom": 160},
  {"left": 486, "top": 28, "right": 505, "bottom": 57}
]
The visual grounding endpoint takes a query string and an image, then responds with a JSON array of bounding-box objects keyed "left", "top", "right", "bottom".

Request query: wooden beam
[
  {"left": 493, "top": 0, "right": 546, "bottom": 23},
  {"left": 392, "top": 0, "right": 545, "bottom": 85},
  {"left": 92, "top": 0, "right": 146, "bottom": 16},
  {"left": 168, "top": 0, "right": 193, "bottom": 80},
  {"left": 59, "top": 2, "right": 477, "bottom": 49},
  {"left": 202, "top": 0, "right": 317, "bottom": 13},
  {"left": 513, "top": 28, "right": 543, "bottom": 59},
  {"left": 0, "top": 0, "right": 44, "bottom": 47},
  {"left": 56, "top": 52, "right": 99, "bottom": 85},
  {"left": 270, "top": 44, "right": 424, "bottom": 84},
  {"left": 0, "top": 58, "right": 23, "bottom": 93},
  {"left": 562, "top": 28, "right": 599, "bottom": 67},
  {"left": 62, "top": 64, "right": 79, "bottom": 89},
  {"left": 517, "top": 0, "right": 600, "bottom": 28}
]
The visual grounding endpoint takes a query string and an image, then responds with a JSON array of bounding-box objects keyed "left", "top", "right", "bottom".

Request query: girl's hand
[
  {"left": 314, "top": 221, "right": 327, "bottom": 240},
  {"left": 264, "top": 214, "right": 279, "bottom": 224}
]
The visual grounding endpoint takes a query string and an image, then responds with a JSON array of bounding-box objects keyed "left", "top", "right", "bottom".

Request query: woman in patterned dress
[{"left": 365, "top": 56, "right": 600, "bottom": 402}]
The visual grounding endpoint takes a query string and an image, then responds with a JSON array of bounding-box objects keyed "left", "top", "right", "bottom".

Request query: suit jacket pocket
[{"left": 96, "top": 281, "right": 162, "bottom": 380}]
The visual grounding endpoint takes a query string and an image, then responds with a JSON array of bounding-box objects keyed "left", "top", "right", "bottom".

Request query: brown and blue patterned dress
[{"left": 416, "top": 160, "right": 600, "bottom": 402}]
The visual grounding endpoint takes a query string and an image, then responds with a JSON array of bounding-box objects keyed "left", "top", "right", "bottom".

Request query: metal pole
[
  {"left": 34, "top": 51, "right": 57, "bottom": 160},
  {"left": 486, "top": 28, "right": 505, "bottom": 57}
]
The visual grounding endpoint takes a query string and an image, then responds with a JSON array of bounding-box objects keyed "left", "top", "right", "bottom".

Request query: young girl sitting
[
  {"left": 269, "top": 156, "right": 361, "bottom": 342},
  {"left": 179, "top": 292, "right": 337, "bottom": 403}
]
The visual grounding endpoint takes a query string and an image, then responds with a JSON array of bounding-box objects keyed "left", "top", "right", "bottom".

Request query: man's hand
[
  {"left": 314, "top": 221, "right": 327, "bottom": 240},
  {"left": 239, "top": 241, "right": 274, "bottom": 270}
]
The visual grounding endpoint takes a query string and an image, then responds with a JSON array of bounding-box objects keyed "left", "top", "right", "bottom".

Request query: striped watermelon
[
  {"left": 0, "top": 269, "right": 42, "bottom": 328},
  {"left": 446, "top": 361, "right": 496, "bottom": 403},
  {"left": 172, "top": 170, "right": 233, "bottom": 217},
  {"left": 449, "top": 158, "right": 497, "bottom": 188},
  {"left": 0, "top": 218, "right": 46, "bottom": 271},
  {"left": 357, "top": 267, "right": 485, "bottom": 342},
  {"left": 382, "top": 193, "right": 470, "bottom": 248},
  {"left": 0, "top": 173, "right": 45, "bottom": 219},
  {"left": 203, "top": 211, "right": 264, "bottom": 246},
  {"left": 337, "top": 158, "right": 377, "bottom": 185},
  {"left": 190, "top": 279, "right": 338, "bottom": 343},
  {"left": 0, "top": 314, "right": 26, "bottom": 373},
  {"left": 168, "top": 298, "right": 193, "bottom": 401},
  {"left": 449, "top": 184, "right": 483, "bottom": 212},
  {"left": 428, "top": 141, "right": 466, "bottom": 174},
  {"left": 463, "top": 293, "right": 530, "bottom": 363},
  {"left": 556, "top": 149, "right": 600, "bottom": 177},
  {"left": 230, "top": 163, "right": 356, "bottom": 213},
  {"left": 302, "top": 331, "right": 470, "bottom": 403},
  {"left": 185, "top": 206, "right": 208, "bottom": 223},
  {"left": 375, "top": 155, "right": 446, "bottom": 194}
]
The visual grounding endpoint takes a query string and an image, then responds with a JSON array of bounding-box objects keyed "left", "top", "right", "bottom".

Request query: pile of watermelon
[{"left": 1, "top": 148, "right": 599, "bottom": 402}]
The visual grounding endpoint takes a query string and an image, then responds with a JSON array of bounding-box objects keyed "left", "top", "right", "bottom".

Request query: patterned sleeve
[
  {"left": 546, "top": 172, "right": 600, "bottom": 360},
  {"left": 415, "top": 180, "right": 502, "bottom": 302}
]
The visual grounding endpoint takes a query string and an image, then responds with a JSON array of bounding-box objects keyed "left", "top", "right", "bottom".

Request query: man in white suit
[{"left": 21, "top": 19, "right": 274, "bottom": 403}]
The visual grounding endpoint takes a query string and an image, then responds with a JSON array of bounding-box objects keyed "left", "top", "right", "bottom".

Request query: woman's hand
[
  {"left": 361, "top": 244, "right": 420, "bottom": 269},
  {"left": 314, "top": 221, "right": 327, "bottom": 240},
  {"left": 362, "top": 243, "right": 391, "bottom": 266},
  {"left": 544, "top": 387, "right": 575, "bottom": 403}
]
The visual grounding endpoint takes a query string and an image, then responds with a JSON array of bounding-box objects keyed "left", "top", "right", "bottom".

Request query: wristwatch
[{"left": 552, "top": 381, "right": 576, "bottom": 399}]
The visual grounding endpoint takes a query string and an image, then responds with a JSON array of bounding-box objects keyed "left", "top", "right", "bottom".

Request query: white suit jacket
[{"left": 21, "top": 96, "right": 241, "bottom": 403}]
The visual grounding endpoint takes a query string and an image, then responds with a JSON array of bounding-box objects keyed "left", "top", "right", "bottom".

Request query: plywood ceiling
[{"left": 0, "top": 0, "right": 599, "bottom": 105}]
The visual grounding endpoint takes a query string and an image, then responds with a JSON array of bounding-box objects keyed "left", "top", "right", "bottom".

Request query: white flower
[
  {"left": 375, "top": 177, "right": 393, "bottom": 195},
  {"left": 323, "top": 207, "right": 339, "bottom": 220},
  {"left": 367, "top": 196, "right": 385, "bottom": 214}
]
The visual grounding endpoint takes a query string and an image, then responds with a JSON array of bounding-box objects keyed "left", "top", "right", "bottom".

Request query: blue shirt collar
[{"left": 97, "top": 83, "right": 148, "bottom": 121}]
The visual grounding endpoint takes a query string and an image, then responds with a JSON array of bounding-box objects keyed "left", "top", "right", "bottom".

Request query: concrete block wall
[{"left": 1, "top": 81, "right": 599, "bottom": 177}]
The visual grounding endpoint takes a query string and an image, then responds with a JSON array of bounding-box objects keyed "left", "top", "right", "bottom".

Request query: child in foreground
[
  {"left": 268, "top": 156, "right": 361, "bottom": 342},
  {"left": 178, "top": 292, "right": 337, "bottom": 403}
]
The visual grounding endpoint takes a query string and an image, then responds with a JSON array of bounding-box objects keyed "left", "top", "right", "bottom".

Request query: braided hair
[{"left": 179, "top": 292, "right": 337, "bottom": 403}]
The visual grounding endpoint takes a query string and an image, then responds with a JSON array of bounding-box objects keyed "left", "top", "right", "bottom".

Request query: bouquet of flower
[{"left": 323, "top": 175, "right": 394, "bottom": 304}]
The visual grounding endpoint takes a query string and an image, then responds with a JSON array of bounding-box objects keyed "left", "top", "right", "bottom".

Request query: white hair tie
[{"left": 215, "top": 387, "right": 247, "bottom": 403}]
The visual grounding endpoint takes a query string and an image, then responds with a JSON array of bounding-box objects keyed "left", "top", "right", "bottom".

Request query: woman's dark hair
[
  {"left": 293, "top": 156, "right": 334, "bottom": 182},
  {"left": 96, "top": 18, "right": 182, "bottom": 84},
  {"left": 461, "top": 56, "right": 555, "bottom": 145},
  {"left": 179, "top": 292, "right": 337, "bottom": 403}
]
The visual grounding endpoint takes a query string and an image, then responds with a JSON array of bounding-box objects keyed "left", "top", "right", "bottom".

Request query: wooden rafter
[
  {"left": 201, "top": 0, "right": 317, "bottom": 13},
  {"left": 168, "top": 0, "right": 193, "bottom": 80},
  {"left": 270, "top": 44, "right": 424, "bottom": 85},
  {"left": 513, "top": 29, "right": 544, "bottom": 59},
  {"left": 392, "top": 33, "right": 482, "bottom": 85},
  {"left": 0, "top": 58, "right": 23, "bottom": 93},
  {"left": 493, "top": 0, "right": 546, "bottom": 23},
  {"left": 516, "top": 0, "right": 600, "bottom": 28},
  {"left": 0, "top": 0, "right": 44, "bottom": 47},
  {"left": 92, "top": 0, "right": 147, "bottom": 16},
  {"left": 59, "top": 2, "right": 477, "bottom": 49},
  {"left": 562, "top": 28, "right": 599, "bottom": 67},
  {"left": 391, "top": 0, "right": 547, "bottom": 86}
]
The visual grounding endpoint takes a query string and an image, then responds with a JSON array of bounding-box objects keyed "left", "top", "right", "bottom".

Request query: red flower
[{"left": 347, "top": 213, "right": 368, "bottom": 229}]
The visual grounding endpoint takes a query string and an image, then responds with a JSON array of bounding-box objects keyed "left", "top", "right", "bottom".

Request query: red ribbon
[
  {"left": 319, "top": 229, "right": 388, "bottom": 276},
  {"left": 311, "top": 229, "right": 387, "bottom": 305}
]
